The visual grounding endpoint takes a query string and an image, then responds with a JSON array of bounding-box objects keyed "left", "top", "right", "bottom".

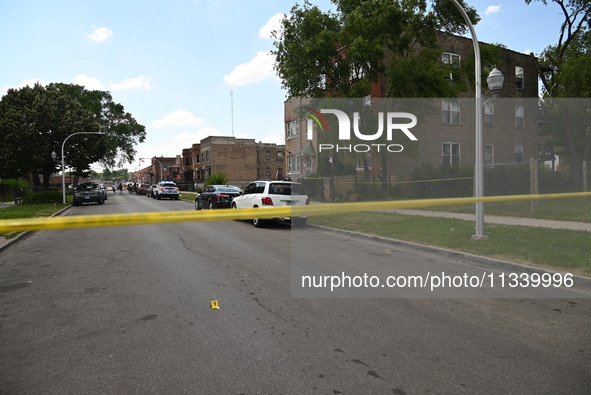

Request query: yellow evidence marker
[{"left": 210, "top": 300, "right": 220, "bottom": 309}]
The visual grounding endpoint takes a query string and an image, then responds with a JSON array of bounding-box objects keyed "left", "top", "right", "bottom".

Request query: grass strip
[
  {"left": 423, "top": 197, "right": 591, "bottom": 223},
  {"left": 309, "top": 211, "right": 591, "bottom": 277},
  {"left": 0, "top": 203, "right": 69, "bottom": 239}
]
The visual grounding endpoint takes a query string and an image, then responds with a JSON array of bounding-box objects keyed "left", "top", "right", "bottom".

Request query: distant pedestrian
[
  {"left": 112, "top": 184, "right": 116, "bottom": 194},
  {"left": 118, "top": 183, "right": 123, "bottom": 194}
]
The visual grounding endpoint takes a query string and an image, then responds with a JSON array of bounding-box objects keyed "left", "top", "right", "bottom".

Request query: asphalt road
[{"left": 0, "top": 192, "right": 590, "bottom": 394}]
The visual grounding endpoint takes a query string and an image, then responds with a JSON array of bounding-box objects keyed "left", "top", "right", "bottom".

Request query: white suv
[
  {"left": 232, "top": 180, "right": 309, "bottom": 227},
  {"left": 153, "top": 181, "right": 180, "bottom": 200}
]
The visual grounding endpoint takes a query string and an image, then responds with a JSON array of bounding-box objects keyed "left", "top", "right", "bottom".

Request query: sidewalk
[
  {"left": 390, "top": 209, "right": 591, "bottom": 232},
  {"left": 309, "top": 201, "right": 591, "bottom": 232}
]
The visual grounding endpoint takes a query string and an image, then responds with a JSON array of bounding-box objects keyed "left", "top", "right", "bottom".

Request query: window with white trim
[
  {"left": 515, "top": 105, "right": 524, "bottom": 129},
  {"left": 287, "top": 120, "right": 299, "bottom": 138},
  {"left": 442, "top": 52, "right": 461, "bottom": 80},
  {"left": 515, "top": 66, "right": 524, "bottom": 90},
  {"left": 288, "top": 156, "right": 300, "bottom": 173},
  {"left": 484, "top": 101, "right": 494, "bottom": 126},
  {"left": 514, "top": 145, "right": 523, "bottom": 163},
  {"left": 442, "top": 142, "right": 460, "bottom": 166},
  {"left": 442, "top": 100, "right": 460, "bottom": 125}
]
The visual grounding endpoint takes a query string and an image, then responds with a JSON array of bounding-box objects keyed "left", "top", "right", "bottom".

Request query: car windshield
[
  {"left": 269, "top": 183, "right": 306, "bottom": 195},
  {"left": 217, "top": 187, "right": 241, "bottom": 193},
  {"left": 76, "top": 183, "right": 99, "bottom": 190}
]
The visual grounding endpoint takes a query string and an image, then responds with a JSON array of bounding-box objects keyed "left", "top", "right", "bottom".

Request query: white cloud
[
  {"left": 73, "top": 74, "right": 104, "bottom": 90},
  {"left": 259, "top": 134, "right": 285, "bottom": 145},
  {"left": 110, "top": 76, "right": 152, "bottom": 91},
  {"left": 485, "top": 5, "right": 502, "bottom": 15},
  {"left": 172, "top": 127, "right": 226, "bottom": 143},
  {"left": 223, "top": 51, "right": 277, "bottom": 86},
  {"left": 259, "top": 13, "right": 286, "bottom": 39},
  {"left": 1, "top": 80, "right": 46, "bottom": 97},
  {"left": 87, "top": 25, "right": 113, "bottom": 43},
  {"left": 152, "top": 110, "right": 205, "bottom": 129},
  {"left": 17, "top": 79, "right": 47, "bottom": 89}
]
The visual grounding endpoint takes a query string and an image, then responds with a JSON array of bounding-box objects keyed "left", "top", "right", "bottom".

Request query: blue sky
[{"left": 0, "top": 0, "right": 566, "bottom": 171}]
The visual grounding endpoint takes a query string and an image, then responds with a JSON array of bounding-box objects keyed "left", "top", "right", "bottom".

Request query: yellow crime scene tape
[{"left": 0, "top": 191, "right": 590, "bottom": 233}]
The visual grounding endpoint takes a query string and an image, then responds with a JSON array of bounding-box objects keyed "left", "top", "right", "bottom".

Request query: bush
[
  {"left": 22, "top": 191, "right": 63, "bottom": 204},
  {"left": 0, "top": 178, "right": 32, "bottom": 202},
  {"left": 205, "top": 171, "right": 229, "bottom": 186}
]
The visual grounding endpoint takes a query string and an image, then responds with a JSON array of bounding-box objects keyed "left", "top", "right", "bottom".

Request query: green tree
[
  {"left": 273, "top": 0, "right": 479, "bottom": 99},
  {"left": 0, "top": 83, "right": 146, "bottom": 186},
  {"left": 272, "top": 0, "right": 483, "bottom": 178},
  {"left": 527, "top": 0, "right": 591, "bottom": 186},
  {"left": 525, "top": 0, "right": 591, "bottom": 97}
]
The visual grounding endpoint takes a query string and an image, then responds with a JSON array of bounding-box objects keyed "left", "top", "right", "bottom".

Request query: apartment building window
[
  {"left": 265, "top": 151, "right": 270, "bottom": 160},
  {"left": 484, "top": 144, "right": 494, "bottom": 165},
  {"left": 265, "top": 167, "right": 271, "bottom": 177},
  {"left": 184, "top": 156, "right": 191, "bottom": 166},
  {"left": 195, "top": 154, "right": 200, "bottom": 164},
  {"left": 515, "top": 105, "right": 525, "bottom": 129},
  {"left": 484, "top": 101, "right": 494, "bottom": 126},
  {"left": 514, "top": 145, "right": 523, "bottom": 163},
  {"left": 442, "top": 100, "right": 460, "bottom": 125},
  {"left": 205, "top": 151, "right": 209, "bottom": 161},
  {"left": 288, "top": 156, "right": 300, "bottom": 173},
  {"left": 287, "top": 120, "right": 299, "bottom": 138},
  {"left": 441, "top": 52, "right": 461, "bottom": 80},
  {"left": 276, "top": 151, "right": 283, "bottom": 161},
  {"left": 442, "top": 142, "right": 460, "bottom": 166},
  {"left": 515, "top": 66, "right": 524, "bottom": 90}
]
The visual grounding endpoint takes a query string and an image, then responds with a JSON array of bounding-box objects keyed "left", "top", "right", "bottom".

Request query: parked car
[
  {"left": 153, "top": 181, "right": 180, "bottom": 200},
  {"left": 231, "top": 180, "right": 309, "bottom": 227},
  {"left": 98, "top": 183, "right": 108, "bottom": 200},
  {"left": 136, "top": 183, "right": 151, "bottom": 196},
  {"left": 195, "top": 185, "right": 242, "bottom": 210},
  {"left": 72, "top": 182, "right": 106, "bottom": 206},
  {"left": 146, "top": 184, "right": 158, "bottom": 198}
]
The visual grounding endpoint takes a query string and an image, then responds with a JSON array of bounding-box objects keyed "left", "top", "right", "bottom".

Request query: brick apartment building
[
  {"left": 284, "top": 32, "right": 540, "bottom": 181},
  {"left": 133, "top": 136, "right": 285, "bottom": 188},
  {"left": 133, "top": 156, "right": 180, "bottom": 184},
  {"left": 198, "top": 136, "right": 285, "bottom": 183}
]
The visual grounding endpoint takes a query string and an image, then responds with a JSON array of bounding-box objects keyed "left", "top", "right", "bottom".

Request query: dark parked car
[
  {"left": 72, "top": 182, "right": 106, "bottom": 206},
  {"left": 195, "top": 185, "right": 242, "bottom": 210}
]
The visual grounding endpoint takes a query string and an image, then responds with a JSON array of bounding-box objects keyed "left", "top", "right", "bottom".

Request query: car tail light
[
  {"left": 305, "top": 198, "right": 310, "bottom": 205},
  {"left": 261, "top": 197, "right": 273, "bottom": 206},
  {"left": 216, "top": 194, "right": 229, "bottom": 198}
]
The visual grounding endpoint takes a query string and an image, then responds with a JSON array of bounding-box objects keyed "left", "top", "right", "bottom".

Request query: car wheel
[
  {"left": 195, "top": 199, "right": 201, "bottom": 210},
  {"left": 252, "top": 207, "right": 264, "bottom": 228}
]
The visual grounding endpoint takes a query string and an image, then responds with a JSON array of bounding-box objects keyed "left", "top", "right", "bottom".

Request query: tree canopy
[
  {"left": 526, "top": 0, "right": 591, "bottom": 97},
  {"left": 526, "top": 0, "right": 591, "bottom": 183},
  {"left": 0, "top": 83, "right": 146, "bottom": 186},
  {"left": 272, "top": 0, "right": 481, "bottom": 99}
]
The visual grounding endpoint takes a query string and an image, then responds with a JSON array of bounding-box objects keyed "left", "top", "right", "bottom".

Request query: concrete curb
[{"left": 308, "top": 224, "right": 591, "bottom": 292}]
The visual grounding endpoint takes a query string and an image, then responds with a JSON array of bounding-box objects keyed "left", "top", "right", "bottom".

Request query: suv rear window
[
  {"left": 76, "top": 183, "right": 99, "bottom": 190},
  {"left": 269, "top": 183, "right": 306, "bottom": 196}
]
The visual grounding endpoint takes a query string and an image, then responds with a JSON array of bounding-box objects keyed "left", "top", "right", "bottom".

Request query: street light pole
[
  {"left": 59, "top": 131, "right": 105, "bottom": 204},
  {"left": 449, "top": 0, "right": 487, "bottom": 240}
]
